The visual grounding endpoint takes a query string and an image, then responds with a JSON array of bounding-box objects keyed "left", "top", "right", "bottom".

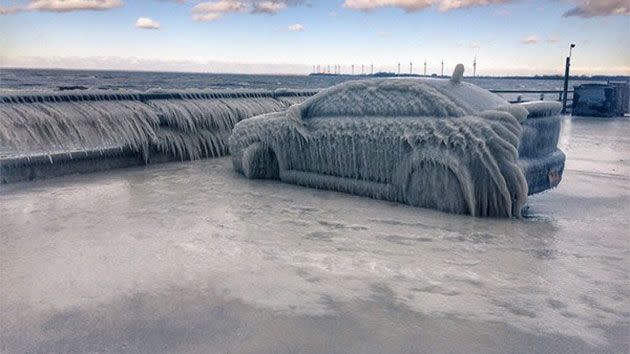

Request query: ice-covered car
[{"left": 229, "top": 66, "right": 565, "bottom": 217}]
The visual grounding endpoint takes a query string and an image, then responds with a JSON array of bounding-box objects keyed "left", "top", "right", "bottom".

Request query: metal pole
[
  {"left": 562, "top": 57, "right": 570, "bottom": 113},
  {"left": 562, "top": 44, "right": 575, "bottom": 114}
]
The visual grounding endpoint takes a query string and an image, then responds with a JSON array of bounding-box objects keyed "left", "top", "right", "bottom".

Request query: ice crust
[
  {"left": 288, "top": 77, "right": 507, "bottom": 122},
  {"left": 231, "top": 76, "right": 563, "bottom": 217},
  {"left": 0, "top": 91, "right": 309, "bottom": 160},
  {"left": 514, "top": 101, "right": 563, "bottom": 157}
]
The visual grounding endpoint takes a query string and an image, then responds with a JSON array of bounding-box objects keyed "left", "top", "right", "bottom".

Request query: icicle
[{"left": 0, "top": 89, "right": 317, "bottom": 162}]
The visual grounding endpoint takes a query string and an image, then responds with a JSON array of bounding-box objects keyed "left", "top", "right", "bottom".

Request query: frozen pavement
[{"left": 1, "top": 117, "right": 628, "bottom": 353}]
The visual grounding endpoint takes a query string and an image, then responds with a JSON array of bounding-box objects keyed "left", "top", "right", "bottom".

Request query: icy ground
[{"left": 1, "top": 117, "right": 628, "bottom": 353}]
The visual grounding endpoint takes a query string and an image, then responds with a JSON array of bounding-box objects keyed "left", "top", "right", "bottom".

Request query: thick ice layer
[
  {"left": 154, "top": 128, "right": 230, "bottom": 161},
  {"left": 232, "top": 114, "right": 527, "bottom": 217},
  {"left": 231, "top": 74, "right": 542, "bottom": 217},
  {"left": 289, "top": 78, "right": 507, "bottom": 122},
  {"left": 518, "top": 101, "right": 563, "bottom": 157},
  {"left": 0, "top": 90, "right": 310, "bottom": 161},
  {"left": 0, "top": 101, "right": 159, "bottom": 155},
  {"left": 145, "top": 97, "right": 288, "bottom": 160},
  {"left": 519, "top": 100, "right": 563, "bottom": 118}
]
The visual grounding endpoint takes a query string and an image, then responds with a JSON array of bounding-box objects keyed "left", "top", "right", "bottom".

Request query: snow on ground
[{"left": 0, "top": 117, "right": 628, "bottom": 353}]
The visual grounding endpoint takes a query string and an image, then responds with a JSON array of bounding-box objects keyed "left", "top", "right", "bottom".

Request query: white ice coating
[
  {"left": 0, "top": 90, "right": 310, "bottom": 160},
  {"left": 0, "top": 101, "right": 160, "bottom": 155},
  {"left": 230, "top": 71, "right": 564, "bottom": 217},
  {"left": 146, "top": 96, "right": 288, "bottom": 160},
  {"left": 519, "top": 100, "right": 563, "bottom": 118},
  {"left": 517, "top": 101, "right": 563, "bottom": 157}
]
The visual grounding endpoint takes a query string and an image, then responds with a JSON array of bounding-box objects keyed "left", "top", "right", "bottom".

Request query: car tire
[
  {"left": 241, "top": 142, "right": 280, "bottom": 179},
  {"left": 404, "top": 161, "right": 469, "bottom": 214}
]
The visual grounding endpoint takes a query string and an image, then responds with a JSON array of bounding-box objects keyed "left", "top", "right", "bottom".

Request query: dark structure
[{"left": 572, "top": 82, "right": 629, "bottom": 117}]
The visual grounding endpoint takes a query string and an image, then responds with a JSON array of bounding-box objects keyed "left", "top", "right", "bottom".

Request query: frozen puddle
[{"left": 1, "top": 118, "right": 628, "bottom": 353}]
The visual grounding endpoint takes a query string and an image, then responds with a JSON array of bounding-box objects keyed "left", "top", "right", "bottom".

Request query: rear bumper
[{"left": 519, "top": 149, "right": 566, "bottom": 195}]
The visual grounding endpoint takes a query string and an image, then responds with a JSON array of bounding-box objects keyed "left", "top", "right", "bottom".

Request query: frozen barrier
[
  {"left": 0, "top": 89, "right": 316, "bottom": 183},
  {"left": 230, "top": 68, "right": 566, "bottom": 217}
]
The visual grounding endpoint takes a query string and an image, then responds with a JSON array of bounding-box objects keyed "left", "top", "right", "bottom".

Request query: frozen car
[{"left": 229, "top": 66, "right": 565, "bottom": 217}]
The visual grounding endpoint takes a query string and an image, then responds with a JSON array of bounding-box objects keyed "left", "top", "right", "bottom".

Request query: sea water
[{"left": 0, "top": 68, "right": 604, "bottom": 102}]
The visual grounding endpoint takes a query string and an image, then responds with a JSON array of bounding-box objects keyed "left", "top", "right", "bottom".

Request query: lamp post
[{"left": 562, "top": 44, "right": 575, "bottom": 114}]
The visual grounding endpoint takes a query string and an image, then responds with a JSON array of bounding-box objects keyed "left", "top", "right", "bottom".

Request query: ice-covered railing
[
  {"left": 0, "top": 88, "right": 318, "bottom": 104},
  {"left": 0, "top": 88, "right": 317, "bottom": 161}
]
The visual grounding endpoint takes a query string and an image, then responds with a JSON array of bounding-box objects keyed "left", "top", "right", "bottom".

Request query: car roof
[{"left": 292, "top": 78, "right": 508, "bottom": 121}]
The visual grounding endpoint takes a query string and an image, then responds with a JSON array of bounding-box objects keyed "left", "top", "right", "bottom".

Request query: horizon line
[{"left": 1, "top": 66, "right": 628, "bottom": 79}]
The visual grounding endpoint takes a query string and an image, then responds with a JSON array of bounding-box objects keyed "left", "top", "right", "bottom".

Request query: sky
[{"left": 0, "top": 0, "right": 628, "bottom": 76}]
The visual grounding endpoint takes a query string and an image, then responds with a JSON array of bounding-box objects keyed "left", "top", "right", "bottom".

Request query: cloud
[
  {"left": 1, "top": 0, "right": 124, "bottom": 14},
  {"left": 192, "top": 0, "right": 245, "bottom": 21},
  {"left": 192, "top": 0, "right": 303, "bottom": 21},
  {"left": 563, "top": 0, "right": 628, "bottom": 17},
  {"left": 492, "top": 6, "right": 510, "bottom": 16},
  {"left": 470, "top": 41, "right": 481, "bottom": 49},
  {"left": 546, "top": 36, "right": 560, "bottom": 44},
  {"left": 343, "top": 0, "right": 513, "bottom": 12},
  {"left": 287, "top": 23, "right": 304, "bottom": 31},
  {"left": 26, "top": 0, "right": 123, "bottom": 12},
  {"left": 0, "top": 6, "right": 23, "bottom": 15},
  {"left": 522, "top": 35, "right": 539, "bottom": 44},
  {"left": 252, "top": 1, "right": 286, "bottom": 13},
  {"left": 136, "top": 17, "right": 160, "bottom": 29}
]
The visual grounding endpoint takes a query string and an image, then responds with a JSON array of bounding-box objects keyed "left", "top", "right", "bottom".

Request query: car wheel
[
  {"left": 241, "top": 142, "right": 280, "bottom": 179},
  {"left": 402, "top": 151, "right": 473, "bottom": 215}
]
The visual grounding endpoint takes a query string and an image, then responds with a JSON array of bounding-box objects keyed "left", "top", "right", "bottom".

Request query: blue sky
[{"left": 1, "top": 0, "right": 628, "bottom": 75}]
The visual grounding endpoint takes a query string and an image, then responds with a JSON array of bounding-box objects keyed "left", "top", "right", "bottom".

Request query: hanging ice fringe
[
  {"left": 0, "top": 89, "right": 310, "bottom": 161},
  {"left": 230, "top": 64, "right": 565, "bottom": 217}
]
